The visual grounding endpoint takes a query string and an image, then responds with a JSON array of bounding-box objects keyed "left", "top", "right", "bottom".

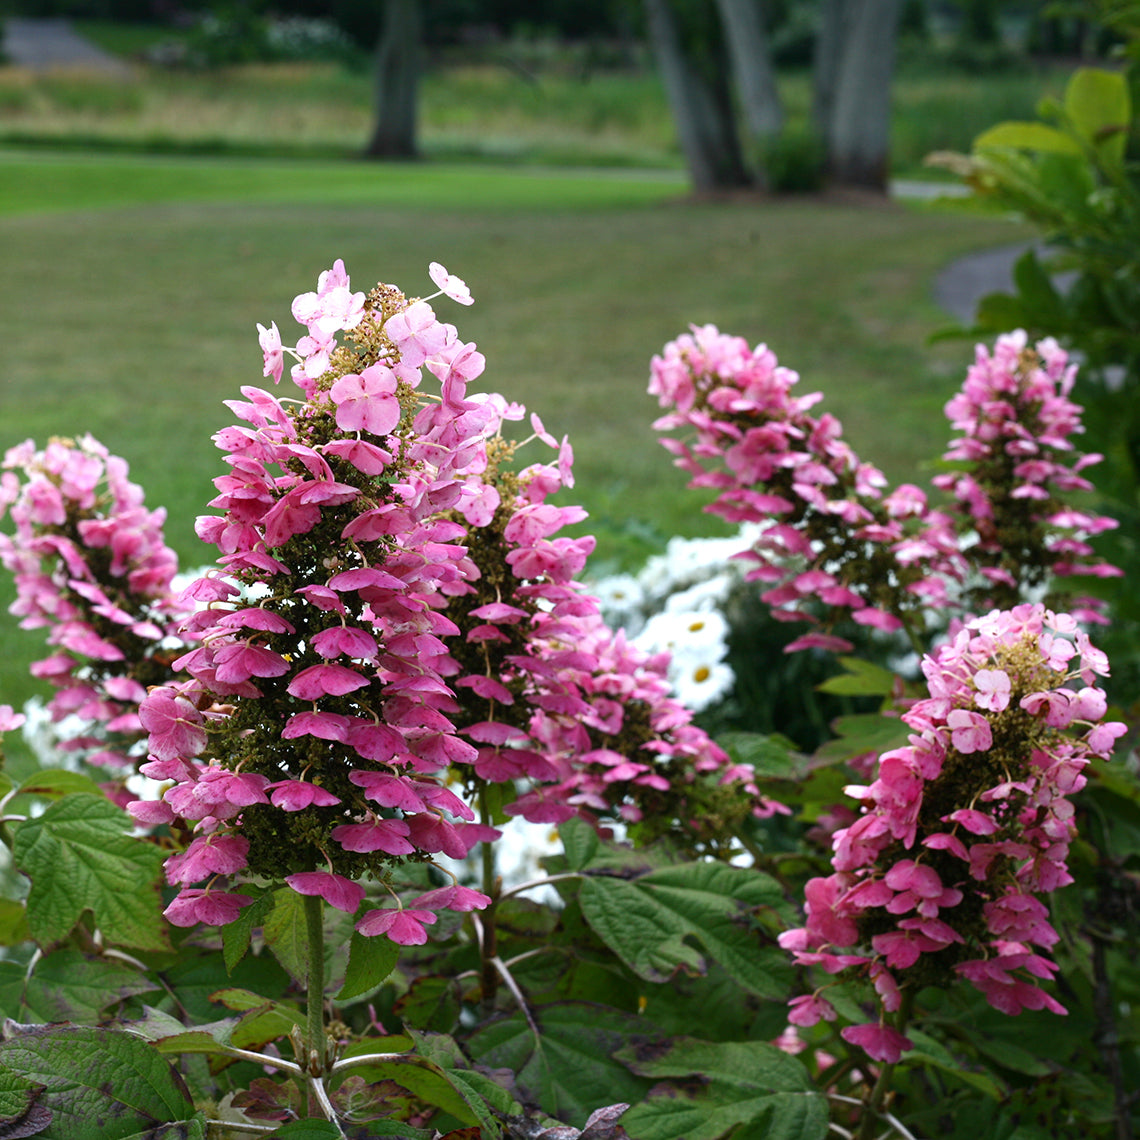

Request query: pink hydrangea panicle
[
  {"left": 0, "top": 435, "right": 190, "bottom": 777},
  {"left": 648, "top": 325, "right": 968, "bottom": 647},
  {"left": 781, "top": 603, "right": 1115, "bottom": 1047},
  {"left": 937, "top": 332, "right": 1120, "bottom": 609}
]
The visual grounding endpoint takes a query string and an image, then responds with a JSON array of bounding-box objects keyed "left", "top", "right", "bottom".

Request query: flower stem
[
  {"left": 856, "top": 992, "right": 913, "bottom": 1140},
  {"left": 477, "top": 785, "right": 500, "bottom": 1013},
  {"left": 303, "top": 892, "right": 328, "bottom": 1112}
]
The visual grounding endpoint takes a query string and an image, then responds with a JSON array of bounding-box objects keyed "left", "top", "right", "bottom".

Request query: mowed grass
[{"left": 0, "top": 153, "right": 1026, "bottom": 715}]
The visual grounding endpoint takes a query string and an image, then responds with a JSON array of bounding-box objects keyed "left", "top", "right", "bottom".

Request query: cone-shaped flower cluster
[
  {"left": 778, "top": 604, "right": 1125, "bottom": 1061},
  {"left": 0, "top": 435, "right": 188, "bottom": 771},
  {"left": 649, "top": 325, "right": 964, "bottom": 653},
  {"left": 650, "top": 327, "right": 1120, "bottom": 653},
  {"left": 129, "top": 260, "right": 758, "bottom": 939},
  {"left": 131, "top": 261, "right": 502, "bottom": 940},
  {"left": 442, "top": 442, "right": 781, "bottom": 852},
  {"left": 933, "top": 331, "right": 1120, "bottom": 619}
]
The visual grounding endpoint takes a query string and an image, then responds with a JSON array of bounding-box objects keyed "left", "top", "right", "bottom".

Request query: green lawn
[{"left": 0, "top": 148, "right": 1025, "bottom": 715}]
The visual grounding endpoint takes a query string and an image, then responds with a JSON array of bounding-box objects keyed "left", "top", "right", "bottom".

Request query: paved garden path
[
  {"left": 3, "top": 17, "right": 133, "bottom": 76},
  {"left": 931, "top": 240, "right": 1032, "bottom": 325}
]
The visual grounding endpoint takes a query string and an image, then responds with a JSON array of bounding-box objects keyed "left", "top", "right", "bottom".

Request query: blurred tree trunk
[
  {"left": 814, "top": 0, "right": 902, "bottom": 191},
  {"left": 643, "top": 0, "right": 749, "bottom": 192},
  {"left": 714, "top": 0, "right": 783, "bottom": 146},
  {"left": 365, "top": 0, "right": 422, "bottom": 159}
]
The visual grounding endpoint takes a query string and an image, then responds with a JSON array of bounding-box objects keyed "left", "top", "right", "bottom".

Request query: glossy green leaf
[
  {"left": 974, "top": 121, "right": 1081, "bottom": 156},
  {"left": 12, "top": 794, "right": 168, "bottom": 952},
  {"left": 0, "top": 1024, "right": 201, "bottom": 1139},
  {"left": 1065, "top": 67, "right": 1130, "bottom": 166},
  {"left": 617, "top": 1037, "right": 827, "bottom": 1140}
]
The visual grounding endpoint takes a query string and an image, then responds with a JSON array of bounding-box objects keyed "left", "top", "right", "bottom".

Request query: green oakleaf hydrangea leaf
[
  {"left": 17, "top": 950, "right": 160, "bottom": 1024},
  {"left": 261, "top": 887, "right": 310, "bottom": 984},
  {"left": 466, "top": 1003, "right": 656, "bottom": 1129},
  {"left": 0, "top": 899, "right": 31, "bottom": 948},
  {"left": 617, "top": 1038, "right": 828, "bottom": 1140},
  {"left": 13, "top": 770, "right": 103, "bottom": 803},
  {"left": 0, "top": 1025, "right": 204, "bottom": 1140},
  {"left": 0, "top": 1067, "right": 51, "bottom": 1138},
  {"left": 815, "top": 656, "right": 897, "bottom": 697},
  {"left": 12, "top": 794, "right": 168, "bottom": 953},
  {"left": 335, "top": 929, "right": 399, "bottom": 1003},
  {"left": 578, "top": 862, "right": 792, "bottom": 997}
]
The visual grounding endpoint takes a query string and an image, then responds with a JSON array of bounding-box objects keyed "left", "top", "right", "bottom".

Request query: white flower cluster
[{"left": 587, "top": 525, "right": 765, "bottom": 712}]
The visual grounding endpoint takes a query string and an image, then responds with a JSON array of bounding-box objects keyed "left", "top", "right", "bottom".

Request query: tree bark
[
  {"left": 714, "top": 0, "right": 783, "bottom": 144},
  {"left": 817, "top": 0, "right": 903, "bottom": 191},
  {"left": 364, "top": 0, "right": 422, "bottom": 159},
  {"left": 644, "top": 0, "right": 750, "bottom": 192},
  {"left": 812, "top": 0, "right": 845, "bottom": 141}
]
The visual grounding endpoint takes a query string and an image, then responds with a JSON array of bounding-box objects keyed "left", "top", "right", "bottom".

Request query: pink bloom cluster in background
[
  {"left": 648, "top": 325, "right": 963, "bottom": 652},
  {"left": 125, "top": 260, "right": 761, "bottom": 940},
  {"left": 934, "top": 330, "right": 1120, "bottom": 619},
  {"left": 778, "top": 604, "right": 1125, "bottom": 1061},
  {"left": 649, "top": 326, "right": 1119, "bottom": 652},
  {"left": 0, "top": 435, "right": 189, "bottom": 774}
]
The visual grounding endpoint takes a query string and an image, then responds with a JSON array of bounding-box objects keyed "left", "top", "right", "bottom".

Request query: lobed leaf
[
  {"left": 815, "top": 657, "right": 897, "bottom": 697},
  {"left": 617, "top": 1037, "right": 827, "bottom": 1140},
  {"left": 466, "top": 1002, "right": 656, "bottom": 1129},
  {"left": 12, "top": 795, "right": 168, "bottom": 952},
  {"left": 0, "top": 1024, "right": 203, "bottom": 1140},
  {"left": 578, "top": 862, "right": 792, "bottom": 997},
  {"left": 18, "top": 950, "right": 160, "bottom": 1024}
]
